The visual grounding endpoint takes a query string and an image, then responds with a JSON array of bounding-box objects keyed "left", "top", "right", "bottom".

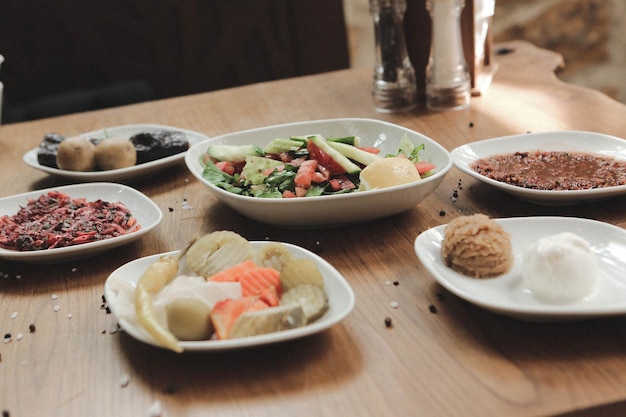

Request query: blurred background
[
  {"left": 344, "top": 0, "right": 626, "bottom": 104},
  {"left": 1, "top": 0, "right": 624, "bottom": 125},
  {"left": 0, "top": 1, "right": 351, "bottom": 125}
]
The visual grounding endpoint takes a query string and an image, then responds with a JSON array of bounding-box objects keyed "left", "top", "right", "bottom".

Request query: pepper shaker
[
  {"left": 425, "top": 0, "right": 470, "bottom": 110},
  {"left": 370, "top": 0, "right": 417, "bottom": 113}
]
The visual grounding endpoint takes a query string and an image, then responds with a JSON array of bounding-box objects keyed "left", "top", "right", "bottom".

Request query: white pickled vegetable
[
  {"left": 166, "top": 298, "right": 213, "bottom": 341},
  {"left": 254, "top": 242, "right": 294, "bottom": 271},
  {"left": 186, "top": 231, "right": 253, "bottom": 277},
  {"left": 280, "top": 258, "right": 325, "bottom": 291},
  {"left": 229, "top": 304, "right": 306, "bottom": 338},
  {"left": 281, "top": 284, "right": 328, "bottom": 323}
]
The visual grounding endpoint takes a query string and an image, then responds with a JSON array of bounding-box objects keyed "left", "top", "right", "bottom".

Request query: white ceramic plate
[
  {"left": 23, "top": 124, "right": 209, "bottom": 182},
  {"left": 415, "top": 216, "right": 626, "bottom": 321},
  {"left": 451, "top": 131, "right": 626, "bottom": 205},
  {"left": 185, "top": 118, "right": 452, "bottom": 228},
  {"left": 104, "top": 241, "right": 356, "bottom": 352},
  {"left": 0, "top": 183, "right": 163, "bottom": 263}
]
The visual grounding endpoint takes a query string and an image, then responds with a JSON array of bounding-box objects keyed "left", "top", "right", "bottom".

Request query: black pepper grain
[
  {"left": 429, "top": 304, "right": 438, "bottom": 314},
  {"left": 384, "top": 317, "right": 393, "bottom": 328},
  {"left": 3, "top": 409, "right": 9, "bottom": 417},
  {"left": 3, "top": 333, "right": 10, "bottom": 340},
  {"left": 393, "top": 281, "right": 399, "bottom": 286},
  {"left": 29, "top": 323, "right": 36, "bottom": 333},
  {"left": 439, "top": 210, "right": 446, "bottom": 216},
  {"left": 168, "top": 207, "right": 174, "bottom": 212},
  {"left": 469, "top": 122, "right": 474, "bottom": 128}
]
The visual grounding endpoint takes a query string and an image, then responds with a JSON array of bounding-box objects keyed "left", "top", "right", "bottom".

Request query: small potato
[
  {"left": 95, "top": 137, "right": 137, "bottom": 170},
  {"left": 56, "top": 136, "right": 97, "bottom": 171},
  {"left": 165, "top": 298, "right": 213, "bottom": 341}
]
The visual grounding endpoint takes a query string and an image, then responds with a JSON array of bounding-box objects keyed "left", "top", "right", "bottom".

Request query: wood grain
[{"left": 1, "top": 41, "right": 626, "bottom": 417}]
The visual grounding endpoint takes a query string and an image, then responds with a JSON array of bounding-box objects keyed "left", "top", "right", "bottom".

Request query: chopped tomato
[
  {"left": 215, "top": 160, "right": 245, "bottom": 175},
  {"left": 307, "top": 140, "right": 346, "bottom": 175},
  {"left": 215, "top": 161, "right": 236, "bottom": 175},
  {"left": 329, "top": 175, "right": 356, "bottom": 191},
  {"left": 358, "top": 146, "right": 381, "bottom": 155},
  {"left": 282, "top": 190, "right": 296, "bottom": 198},
  {"left": 295, "top": 159, "right": 318, "bottom": 188},
  {"left": 295, "top": 186, "right": 308, "bottom": 197},
  {"left": 415, "top": 161, "right": 436, "bottom": 174},
  {"left": 312, "top": 164, "right": 330, "bottom": 183}
]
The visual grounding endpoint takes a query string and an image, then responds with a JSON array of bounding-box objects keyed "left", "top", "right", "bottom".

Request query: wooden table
[{"left": 2, "top": 40, "right": 626, "bottom": 417}]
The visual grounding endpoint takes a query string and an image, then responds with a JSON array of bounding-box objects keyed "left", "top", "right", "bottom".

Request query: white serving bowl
[
  {"left": 451, "top": 130, "right": 626, "bottom": 205},
  {"left": 185, "top": 118, "right": 452, "bottom": 228},
  {"left": 0, "top": 183, "right": 162, "bottom": 263}
]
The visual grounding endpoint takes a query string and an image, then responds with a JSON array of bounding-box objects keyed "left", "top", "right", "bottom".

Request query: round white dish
[
  {"left": 184, "top": 118, "right": 452, "bottom": 228},
  {"left": 0, "top": 183, "right": 163, "bottom": 263},
  {"left": 23, "top": 124, "right": 209, "bottom": 182},
  {"left": 104, "top": 241, "right": 356, "bottom": 352},
  {"left": 414, "top": 216, "right": 626, "bottom": 321},
  {"left": 451, "top": 130, "right": 626, "bottom": 205}
]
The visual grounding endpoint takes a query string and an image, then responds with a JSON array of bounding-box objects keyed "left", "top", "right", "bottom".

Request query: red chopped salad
[
  {"left": 0, "top": 191, "right": 140, "bottom": 251},
  {"left": 200, "top": 134, "right": 435, "bottom": 198}
]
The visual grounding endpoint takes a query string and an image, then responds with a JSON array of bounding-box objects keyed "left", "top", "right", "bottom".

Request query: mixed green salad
[{"left": 200, "top": 134, "right": 435, "bottom": 198}]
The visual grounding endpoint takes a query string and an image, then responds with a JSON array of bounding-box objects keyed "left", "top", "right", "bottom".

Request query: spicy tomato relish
[{"left": 0, "top": 191, "right": 139, "bottom": 251}]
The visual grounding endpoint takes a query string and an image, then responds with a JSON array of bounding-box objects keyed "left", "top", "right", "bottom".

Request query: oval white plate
[
  {"left": 104, "top": 241, "right": 355, "bottom": 352},
  {"left": 23, "top": 124, "right": 209, "bottom": 182},
  {"left": 414, "top": 216, "right": 626, "bottom": 321},
  {"left": 0, "top": 183, "right": 163, "bottom": 263},
  {"left": 185, "top": 118, "right": 452, "bottom": 228},
  {"left": 451, "top": 131, "right": 626, "bottom": 205}
]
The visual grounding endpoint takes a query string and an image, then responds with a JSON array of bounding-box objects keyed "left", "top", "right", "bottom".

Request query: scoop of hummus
[{"left": 441, "top": 214, "right": 513, "bottom": 278}]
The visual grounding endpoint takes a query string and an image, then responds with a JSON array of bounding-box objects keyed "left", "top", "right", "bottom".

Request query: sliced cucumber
[
  {"left": 327, "top": 135, "right": 361, "bottom": 146},
  {"left": 263, "top": 138, "right": 305, "bottom": 154},
  {"left": 206, "top": 144, "right": 263, "bottom": 162},
  {"left": 327, "top": 141, "right": 381, "bottom": 166},
  {"left": 289, "top": 135, "right": 312, "bottom": 146},
  {"left": 309, "top": 134, "right": 362, "bottom": 174}
]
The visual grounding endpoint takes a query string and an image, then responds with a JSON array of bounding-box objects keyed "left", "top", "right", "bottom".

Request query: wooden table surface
[{"left": 2, "top": 41, "right": 626, "bottom": 417}]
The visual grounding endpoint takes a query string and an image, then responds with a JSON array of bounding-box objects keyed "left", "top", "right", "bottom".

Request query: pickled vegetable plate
[
  {"left": 185, "top": 118, "right": 452, "bottom": 227},
  {"left": 23, "top": 124, "right": 209, "bottom": 182},
  {"left": 104, "top": 241, "right": 355, "bottom": 351},
  {"left": 0, "top": 183, "right": 163, "bottom": 263}
]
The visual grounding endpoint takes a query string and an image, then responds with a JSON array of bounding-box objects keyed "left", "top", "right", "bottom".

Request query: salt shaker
[
  {"left": 425, "top": 0, "right": 470, "bottom": 110},
  {"left": 369, "top": 0, "right": 417, "bottom": 113}
]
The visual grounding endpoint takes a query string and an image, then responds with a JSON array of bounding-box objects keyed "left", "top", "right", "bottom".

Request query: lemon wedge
[{"left": 359, "top": 157, "right": 421, "bottom": 191}]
